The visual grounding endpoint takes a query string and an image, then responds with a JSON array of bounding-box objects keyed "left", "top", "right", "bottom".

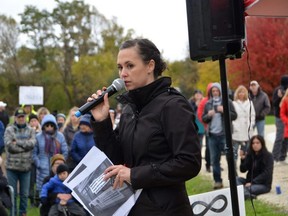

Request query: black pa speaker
[{"left": 186, "top": 0, "right": 245, "bottom": 62}]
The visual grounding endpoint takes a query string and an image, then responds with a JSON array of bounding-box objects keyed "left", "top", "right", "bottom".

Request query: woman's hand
[
  {"left": 88, "top": 89, "right": 110, "bottom": 122},
  {"left": 103, "top": 165, "right": 131, "bottom": 189}
]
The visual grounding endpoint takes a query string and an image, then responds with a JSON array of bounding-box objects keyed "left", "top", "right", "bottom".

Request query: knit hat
[
  {"left": 50, "top": 154, "right": 66, "bottom": 166},
  {"left": 56, "top": 164, "right": 69, "bottom": 175},
  {"left": 79, "top": 114, "right": 91, "bottom": 128},
  {"left": 29, "top": 114, "right": 38, "bottom": 122},
  {"left": 56, "top": 113, "right": 66, "bottom": 120}
]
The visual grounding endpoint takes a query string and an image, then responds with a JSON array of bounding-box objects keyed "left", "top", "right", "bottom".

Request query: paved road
[{"left": 200, "top": 125, "right": 288, "bottom": 212}]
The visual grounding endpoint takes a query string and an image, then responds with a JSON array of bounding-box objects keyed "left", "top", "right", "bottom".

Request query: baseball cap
[
  {"left": 0, "top": 101, "right": 7, "bottom": 107},
  {"left": 14, "top": 108, "right": 26, "bottom": 117},
  {"left": 250, "top": 80, "right": 259, "bottom": 86}
]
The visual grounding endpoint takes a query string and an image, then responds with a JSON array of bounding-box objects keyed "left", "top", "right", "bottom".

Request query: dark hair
[
  {"left": 248, "top": 135, "right": 267, "bottom": 154},
  {"left": 120, "top": 38, "right": 167, "bottom": 78}
]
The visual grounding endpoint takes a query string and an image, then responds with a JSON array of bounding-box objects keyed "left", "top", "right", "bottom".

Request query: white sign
[
  {"left": 189, "top": 185, "right": 245, "bottom": 216},
  {"left": 19, "top": 86, "right": 44, "bottom": 105}
]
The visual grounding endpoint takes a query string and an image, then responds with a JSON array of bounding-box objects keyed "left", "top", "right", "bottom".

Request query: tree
[
  {"left": 227, "top": 17, "right": 288, "bottom": 99},
  {"left": 166, "top": 57, "right": 198, "bottom": 98},
  {"left": 0, "top": 15, "right": 23, "bottom": 110},
  {"left": 18, "top": 0, "right": 133, "bottom": 110},
  {"left": 197, "top": 61, "right": 220, "bottom": 94}
]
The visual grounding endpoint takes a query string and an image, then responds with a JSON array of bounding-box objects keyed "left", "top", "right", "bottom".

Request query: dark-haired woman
[
  {"left": 237, "top": 135, "right": 274, "bottom": 199},
  {"left": 89, "top": 38, "right": 202, "bottom": 216}
]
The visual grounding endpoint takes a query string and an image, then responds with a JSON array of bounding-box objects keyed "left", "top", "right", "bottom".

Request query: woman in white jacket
[{"left": 232, "top": 85, "right": 256, "bottom": 172}]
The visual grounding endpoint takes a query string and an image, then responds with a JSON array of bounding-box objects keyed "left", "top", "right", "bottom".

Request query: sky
[{"left": 0, "top": 0, "right": 190, "bottom": 61}]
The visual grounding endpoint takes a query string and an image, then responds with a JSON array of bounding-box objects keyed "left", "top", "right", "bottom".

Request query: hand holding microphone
[{"left": 75, "top": 78, "right": 125, "bottom": 120}]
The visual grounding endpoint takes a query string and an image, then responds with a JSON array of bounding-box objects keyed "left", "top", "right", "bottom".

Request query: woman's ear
[{"left": 148, "top": 59, "right": 155, "bottom": 74}]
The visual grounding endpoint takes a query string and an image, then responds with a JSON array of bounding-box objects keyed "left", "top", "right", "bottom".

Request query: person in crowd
[
  {"left": 71, "top": 114, "right": 95, "bottom": 165},
  {"left": 109, "top": 108, "right": 116, "bottom": 128},
  {"left": 237, "top": 135, "right": 273, "bottom": 200},
  {"left": 0, "top": 121, "right": 4, "bottom": 155},
  {"left": 0, "top": 101, "right": 9, "bottom": 129},
  {"left": 197, "top": 83, "right": 213, "bottom": 173},
  {"left": 41, "top": 163, "right": 86, "bottom": 216},
  {"left": 89, "top": 38, "right": 201, "bottom": 216},
  {"left": 4, "top": 108, "right": 36, "bottom": 216},
  {"left": 40, "top": 154, "right": 66, "bottom": 216},
  {"left": 279, "top": 88, "right": 288, "bottom": 164},
  {"left": 33, "top": 114, "right": 68, "bottom": 208},
  {"left": 113, "top": 103, "right": 123, "bottom": 130},
  {"left": 227, "top": 81, "right": 235, "bottom": 101},
  {"left": 232, "top": 85, "right": 255, "bottom": 172},
  {"left": 56, "top": 113, "right": 66, "bottom": 133},
  {"left": 189, "top": 90, "right": 205, "bottom": 147},
  {"left": 37, "top": 107, "right": 50, "bottom": 124},
  {"left": 63, "top": 106, "right": 80, "bottom": 171},
  {"left": 29, "top": 114, "right": 41, "bottom": 134},
  {"left": 202, "top": 82, "right": 237, "bottom": 189},
  {"left": 272, "top": 75, "right": 288, "bottom": 163},
  {"left": 0, "top": 156, "right": 11, "bottom": 216},
  {"left": 28, "top": 113, "right": 41, "bottom": 207},
  {"left": 189, "top": 89, "right": 203, "bottom": 113},
  {"left": 248, "top": 80, "right": 271, "bottom": 137},
  {"left": 22, "top": 104, "right": 37, "bottom": 123}
]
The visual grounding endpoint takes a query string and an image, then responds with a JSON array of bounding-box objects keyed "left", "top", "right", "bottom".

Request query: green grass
[
  {"left": 26, "top": 174, "right": 286, "bottom": 216},
  {"left": 266, "top": 115, "right": 275, "bottom": 125},
  {"left": 186, "top": 175, "right": 288, "bottom": 216}
]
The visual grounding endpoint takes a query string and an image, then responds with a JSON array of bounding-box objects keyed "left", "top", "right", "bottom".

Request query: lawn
[
  {"left": 266, "top": 115, "right": 275, "bottom": 125},
  {"left": 25, "top": 173, "right": 287, "bottom": 216}
]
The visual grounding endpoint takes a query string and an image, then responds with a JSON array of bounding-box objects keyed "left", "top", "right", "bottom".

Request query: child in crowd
[{"left": 40, "top": 164, "right": 85, "bottom": 216}]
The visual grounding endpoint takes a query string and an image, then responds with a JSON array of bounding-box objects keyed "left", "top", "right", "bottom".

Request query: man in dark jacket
[
  {"left": 272, "top": 75, "right": 288, "bottom": 163},
  {"left": 249, "top": 80, "right": 271, "bottom": 137},
  {"left": 202, "top": 82, "right": 237, "bottom": 189}
]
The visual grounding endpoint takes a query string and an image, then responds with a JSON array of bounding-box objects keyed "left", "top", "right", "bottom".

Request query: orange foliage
[{"left": 227, "top": 17, "right": 288, "bottom": 100}]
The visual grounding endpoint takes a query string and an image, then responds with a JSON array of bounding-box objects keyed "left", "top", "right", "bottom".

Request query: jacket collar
[{"left": 118, "top": 77, "right": 172, "bottom": 112}]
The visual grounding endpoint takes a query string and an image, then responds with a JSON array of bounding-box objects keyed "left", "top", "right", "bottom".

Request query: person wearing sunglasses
[
  {"left": 4, "top": 108, "right": 36, "bottom": 216},
  {"left": 32, "top": 114, "right": 68, "bottom": 208}
]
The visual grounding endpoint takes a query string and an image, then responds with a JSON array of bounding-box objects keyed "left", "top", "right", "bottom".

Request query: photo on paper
[{"left": 72, "top": 158, "right": 134, "bottom": 216}]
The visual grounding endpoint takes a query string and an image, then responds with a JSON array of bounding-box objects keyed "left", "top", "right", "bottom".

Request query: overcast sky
[{"left": 0, "top": 0, "right": 190, "bottom": 61}]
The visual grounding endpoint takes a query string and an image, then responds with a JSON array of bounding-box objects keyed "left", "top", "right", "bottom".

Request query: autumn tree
[
  {"left": 17, "top": 0, "right": 134, "bottom": 111},
  {"left": 227, "top": 17, "right": 288, "bottom": 99},
  {"left": 166, "top": 57, "right": 198, "bottom": 98},
  {"left": 0, "top": 15, "right": 23, "bottom": 109}
]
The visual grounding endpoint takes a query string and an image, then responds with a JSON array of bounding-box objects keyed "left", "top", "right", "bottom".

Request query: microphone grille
[{"left": 112, "top": 78, "right": 125, "bottom": 91}]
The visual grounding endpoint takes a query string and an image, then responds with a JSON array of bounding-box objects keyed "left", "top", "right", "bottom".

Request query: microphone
[{"left": 75, "top": 78, "right": 125, "bottom": 117}]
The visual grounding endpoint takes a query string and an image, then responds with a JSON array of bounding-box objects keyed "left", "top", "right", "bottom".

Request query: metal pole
[{"left": 219, "top": 56, "right": 240, "bottom": 216}]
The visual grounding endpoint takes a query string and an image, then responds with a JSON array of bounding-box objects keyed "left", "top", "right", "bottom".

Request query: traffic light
[{"left": 186, "top": 0, "right": 245, "bottom": 62}]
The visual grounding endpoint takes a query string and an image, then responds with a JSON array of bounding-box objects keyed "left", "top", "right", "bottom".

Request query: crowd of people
[
  {"left": 190, "top": 74, "right": 288, "bottom": 201},
  {"left": 0, "top": 38, "right": 287, "bottom": 215}
]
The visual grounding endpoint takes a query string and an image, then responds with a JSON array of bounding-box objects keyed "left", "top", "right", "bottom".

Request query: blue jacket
[
  {"left": 33, "top": 114, "right": 68, "bottom": 191},
  {"left": 71, "top": 131, "right": 95, "bottom": 164},
  {"left": 0, "top": 121, "right": 4, "bottom": 154},
  {"left": 41, "top": 174, "right": 73, "bottom": 204}
]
